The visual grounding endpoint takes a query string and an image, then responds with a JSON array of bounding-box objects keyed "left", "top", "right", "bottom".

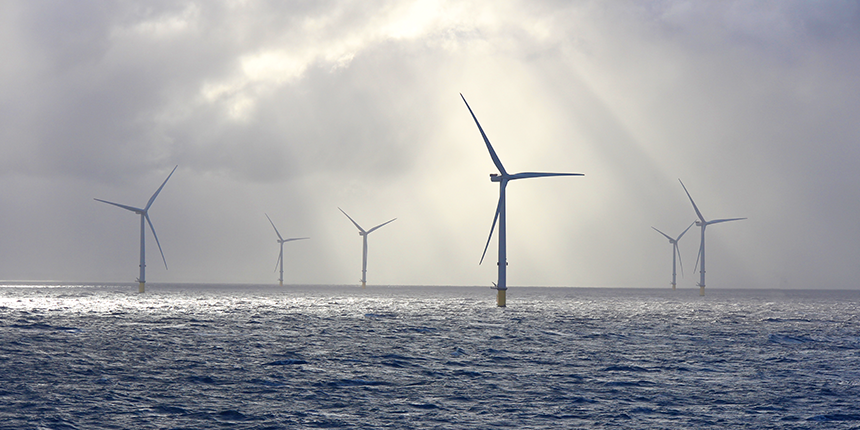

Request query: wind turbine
[
  {"left": 265, "top": 213, "right": 309, "bottom": 286},
  {"left": 94, "top": 165, "right": 177, "bottom": 293},
  {"left": 652, "top": 222, "right": 695, "bottom": 290},
  {"left": 461, "top": 93, "right": 583, "bottom": 307},
  {"left": 339, "top": 208, "right": 396, "bottom": 288},
  {"left": 679, "top": 179, "right": 746, "bottom": 295}
]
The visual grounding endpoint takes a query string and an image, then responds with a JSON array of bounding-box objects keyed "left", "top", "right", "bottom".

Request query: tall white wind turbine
[
  {"left": 679, "top": 179, "right": 746, "bottom": 295},
  {"left": 94, "top": 165, "right": 177, "bottom": 293},
  {"left": 339, "top": 208, "right": 396, "bottom": 288},
  {"left": 652, "top": 222, "right": 695, "bottom": 290},
  {"left": 461, "top": 94, "right": 583, "bottom": 307},
  {"left": 265, "top": 213, "right": 309, "bottom": 286}
]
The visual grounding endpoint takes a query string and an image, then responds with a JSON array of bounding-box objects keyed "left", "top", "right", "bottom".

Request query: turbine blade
[
  {"left": 274, "top": 246, "right": 283, "bottom": 273},
  {"left": 282, "top": 237, "right": 310, "bottom": 242},
  {"left": 509, "top": 172, "right": 584, "bottom": 180},
  {"left": 265, "top": 213, "right": 284, "bottom": 241},
  {"left": 679, "top": 179, "right": 707, "bottom": 223},
  {"left": 145, "top": 213, "right": 168, "bottom": 270},
  {"left": 145, "top": 165, "right": 178, "bottom": 211},
  {"left": 480, "top": 198, "right": 502, "bottom": 265},
  {"left": 677, "top": 221, "right": 696, "bottom": 241},
  {"left": 338, "top": 207, "right": 366, "bottom": 233},
  {"left": 367, "top": 218, "right": 396, "bottom": 234},
  {"left": 94, "top": 198, "right": 143, "bottom": 214},
  {"left": 460, "top": 93, "right": 508, "bottom": 176},
  {"left": 707, "top": 217, "right": 747, "bottom": 225},
  {"left": 652, "top": 226, "right": 673, "bottom": 241},
  {"left": 676, "top": 243, "right": 685, "bottom": 277}
]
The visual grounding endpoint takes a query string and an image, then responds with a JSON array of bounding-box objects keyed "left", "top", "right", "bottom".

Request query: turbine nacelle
[{"left": 490, "top": 173, "right": 502, "bottom": 182}]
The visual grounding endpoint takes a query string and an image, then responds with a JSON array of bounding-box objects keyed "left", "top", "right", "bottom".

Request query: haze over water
[{"left": 2, "top": 284, "right": 859, "bottom": 429}]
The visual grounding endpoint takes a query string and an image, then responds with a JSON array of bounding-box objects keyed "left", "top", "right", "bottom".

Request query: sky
[{"left": 1, "top": 0, "right": 859, "bottom": 289}]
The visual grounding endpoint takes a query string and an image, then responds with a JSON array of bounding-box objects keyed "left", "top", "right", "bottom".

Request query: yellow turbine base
[
  {"left": 279, "top": 280, "right": 283, "bottom": 286},
  {"left": 496, "top": 289, "right": 506, "bottom": 307},
  {"left": 361, "top": 281, "right": 366, "bottom": 289},
  {"left": 700, "top": 286, "right": 705, "bottom": 296},
  {"left": 672, "top": 284, "right": 676, "bottom": 290},
  {"left": 139, "top": 282, "right": 145, "bottom": 293}
]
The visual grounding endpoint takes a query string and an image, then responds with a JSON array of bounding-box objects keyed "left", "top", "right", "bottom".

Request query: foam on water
[{"left": 1, "top": 284, "right": 859, "bottom": 429}]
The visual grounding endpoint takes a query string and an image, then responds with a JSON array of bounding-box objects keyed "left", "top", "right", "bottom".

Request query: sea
[{"left": 1, "top": 284, "right": 859, "bottom": 429}]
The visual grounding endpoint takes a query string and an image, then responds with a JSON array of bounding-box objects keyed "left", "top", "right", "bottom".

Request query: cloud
[{"left": 1, "top": 0, "right": 859, "bottom": 289}]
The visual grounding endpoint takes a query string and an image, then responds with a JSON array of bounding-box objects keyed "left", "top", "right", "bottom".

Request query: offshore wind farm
[
  {"left": 3, "top": 1, "right": 860, "bottom": 429},
  {"left": 2, "top": 0, "right": 855, "bottom": 292}
]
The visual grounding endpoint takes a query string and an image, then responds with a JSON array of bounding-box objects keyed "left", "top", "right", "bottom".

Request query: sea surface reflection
[{"left": 1, "top": 284, "right": 859, "bottom": 429}]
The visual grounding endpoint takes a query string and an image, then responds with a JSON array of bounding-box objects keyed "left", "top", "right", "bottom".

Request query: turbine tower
[
  {"left": 652, "top": 222, "right": 695, "bottom": 290},
  {"left": 339, "top": 208, "right": 395, "bottom": 288},
  {"left": 265, "top": 214, "right": 309, "bottom": 286},
  {"left": 461, "top": 94, "right": 583, "bottom": 307},
  {"left": 95, "top": 165, "right": 177, "bottom": 293},
  {"left": 679, "top": 179, "right": 746, "bottom": 296}
]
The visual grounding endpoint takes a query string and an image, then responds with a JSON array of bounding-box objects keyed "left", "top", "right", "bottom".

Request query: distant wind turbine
[
  {"left": 652, "top": 222, "right": 695, "bottom": 290},
  {"left": 461, "top": 93, "right": 583, "bottom": 307},
  {"left": 265, "top": 214, "right": 309, "bottom": 286},
  {"left": 94, "top": 165, "right": 177, "bottom": 293},
  {"left": 679, "top": 179, "right": 746, "bottom": 295},
  {"left": 339, "top": 208, "right": 396, "bottom": 288}
]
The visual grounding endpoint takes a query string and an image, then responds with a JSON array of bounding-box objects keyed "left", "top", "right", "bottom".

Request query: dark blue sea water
[{"left": 1, "top": 284, "right": 859, "bottom": 429}]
